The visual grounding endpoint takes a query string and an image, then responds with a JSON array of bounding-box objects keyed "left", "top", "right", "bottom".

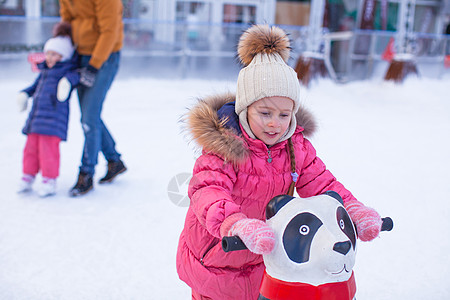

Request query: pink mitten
[
  {"left": 345, "top": 200, "right": 382, "bottom": 242},
  {"left": 221, "top": 213, "right": 275, "bottom": 254}
]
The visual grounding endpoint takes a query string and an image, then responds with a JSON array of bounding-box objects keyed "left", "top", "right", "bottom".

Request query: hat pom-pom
[
  {"left": 53, "top": 22, "right": 72, "bottom": 38},
  {"left": 237, "top": 24, "right": 291, "bottom": 66}
]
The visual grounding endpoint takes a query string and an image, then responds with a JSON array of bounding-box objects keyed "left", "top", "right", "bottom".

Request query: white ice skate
[
  {"left": 17, "top": 174, "right": 35, "bottom": 193},
  {"left": 38, "top": 178, "right": 56, "bottom": 197}
]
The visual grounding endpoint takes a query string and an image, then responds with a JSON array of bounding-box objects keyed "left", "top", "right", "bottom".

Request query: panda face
[{"left": 264, "top": 194, "right": 357, "bottom": 286}]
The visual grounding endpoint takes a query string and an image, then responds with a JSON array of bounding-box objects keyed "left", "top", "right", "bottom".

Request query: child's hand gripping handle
[
  {"left": 223, "top": 217, "right": 393, "bottom": 253},
  {"left": 345, "top": 200, "right": 395, "bottom": 241},
  {"left": 220, "top": 213, "right": 275, "bottom": 254}
]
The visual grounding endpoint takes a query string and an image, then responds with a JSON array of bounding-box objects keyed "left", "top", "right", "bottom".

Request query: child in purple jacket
[{"left": 17, "top": 27, "right": 80, "bottom": 197}]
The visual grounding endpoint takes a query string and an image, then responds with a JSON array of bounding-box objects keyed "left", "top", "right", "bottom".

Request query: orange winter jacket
[{"left": 59, "top": 0, "right": 124, "bottom": 69}]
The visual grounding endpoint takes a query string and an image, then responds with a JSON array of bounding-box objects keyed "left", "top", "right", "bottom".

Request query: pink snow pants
[{"left": 23, "top": 133, "right": 61, "bottom": 179}]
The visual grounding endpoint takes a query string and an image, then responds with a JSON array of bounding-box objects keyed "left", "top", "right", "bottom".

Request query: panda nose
[{"left": 333, "top": 241, "right": 351, "bottom": 255}]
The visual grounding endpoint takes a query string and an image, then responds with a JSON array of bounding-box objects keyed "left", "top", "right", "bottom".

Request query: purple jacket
[
  {"left": 22, "top": 55, "right": 79, "bottom": 141},
  {"left": 176, "top": 93, "right": 357, "bottom": 299}
]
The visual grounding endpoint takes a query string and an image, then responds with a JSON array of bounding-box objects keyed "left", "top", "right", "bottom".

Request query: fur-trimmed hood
[{"left": 184, "top": 93, "right": 317, "bottom": 164}]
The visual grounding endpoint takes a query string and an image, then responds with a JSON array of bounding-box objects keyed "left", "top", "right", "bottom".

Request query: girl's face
[
  {"left": 247, "top": 96, "right": 294, "bottom": 146},
  {"left": 45, "top": 50, "right": 63, "bottom": 68}
]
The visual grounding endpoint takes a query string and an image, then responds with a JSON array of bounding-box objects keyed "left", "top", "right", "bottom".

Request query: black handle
[
  {"left": 381, "top": 217, "right": 394, "bottom": 231},
  {"left": 222, "top": 236, "right": 247, "bottom": 252},
  {"left": 222, "top": 217, "right": 394, "bottom": 253}
]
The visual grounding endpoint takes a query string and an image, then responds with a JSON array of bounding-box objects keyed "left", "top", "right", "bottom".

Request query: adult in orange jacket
[{"left": 58, "top": 0, "right": 127, "bottom": 196}]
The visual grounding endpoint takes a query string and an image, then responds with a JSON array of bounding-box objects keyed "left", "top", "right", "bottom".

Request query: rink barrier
[{"left": 0, "top": 16, "right": 448, "bottom": 80}]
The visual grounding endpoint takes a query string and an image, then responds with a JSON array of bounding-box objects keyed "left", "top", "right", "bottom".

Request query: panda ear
[
  {"left": 323, "top": 191, "right": 344, "bottom": 205},
  {"left": 266, "top": 194, "right": 295, "bottom": 220}
]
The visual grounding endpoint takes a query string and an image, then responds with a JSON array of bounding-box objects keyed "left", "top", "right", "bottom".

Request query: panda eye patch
[
  {"left": 283, "top": 212, "right": 322, "bottom": 263},
  {"left": 336, "top": 207, "right": 356, "bottom": 250}
]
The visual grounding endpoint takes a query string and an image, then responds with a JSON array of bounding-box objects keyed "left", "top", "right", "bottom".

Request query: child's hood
[{"left": 184, "top": 92, "right": 317, "bottom": 164}]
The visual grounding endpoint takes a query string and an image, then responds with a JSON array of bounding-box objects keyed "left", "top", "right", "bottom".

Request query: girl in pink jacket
[{"left": 176, "top": 24, "right": 382, "bottom": 300}]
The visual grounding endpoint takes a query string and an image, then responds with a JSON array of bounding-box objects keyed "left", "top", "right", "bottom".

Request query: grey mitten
[
  {"left": 79, "top": 65, "right": 98, "bottom": 87},
  {"left": 17, "top": 92, "right": 29, "bottom": 112}
]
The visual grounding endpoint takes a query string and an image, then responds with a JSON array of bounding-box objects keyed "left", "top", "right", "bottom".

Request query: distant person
[
  {"left": 58, "top": 0, "right": 127, "bottom": 197},
  {"left": 17, "top": 24, "right": 79, "bottom": 197}
]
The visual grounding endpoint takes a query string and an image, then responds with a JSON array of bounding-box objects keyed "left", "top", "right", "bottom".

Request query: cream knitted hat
[
  {"left": 43, "top": 36, "right": 74, "bottom": 61},
  {"left": 235, "top": 25, "right": 301, "bottom": 143}
]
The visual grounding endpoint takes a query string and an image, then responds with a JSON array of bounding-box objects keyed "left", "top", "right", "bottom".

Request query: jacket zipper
[{"left": 267, "top": 149, "right": 272, "bottom": 163}]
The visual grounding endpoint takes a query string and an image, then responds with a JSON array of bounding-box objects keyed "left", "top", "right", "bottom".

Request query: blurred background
[{"left": 1, "top": 0, "right": 449, "bottom": 82}]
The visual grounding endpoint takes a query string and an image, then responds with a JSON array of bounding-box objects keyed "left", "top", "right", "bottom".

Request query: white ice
[{"left": 0, "top": 70, "right": 449, "bottom": 299}]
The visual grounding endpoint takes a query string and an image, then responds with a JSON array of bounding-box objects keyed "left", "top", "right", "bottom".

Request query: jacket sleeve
[
  {"left": 295, "top": 137, "right": 357, "bottom": 204},
  {"left": 188, "top": 153, "right": 242, "bottom": 238},
  {"left": 88, "top": 0, "right": 122, "bottom": 69},
  {"left": 64, "top": 69, "right": 81, "bottom": 87},
  {"left": 59, "top": 0, "right": 74, "bottom": 22},
  {"left": 22, "top": 75, "right": 41, "bottom": 97}
]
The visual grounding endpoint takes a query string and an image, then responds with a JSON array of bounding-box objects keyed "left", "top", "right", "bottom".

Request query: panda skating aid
[{"left": 222, "top": 191, "right": 393, "bottom": 300}]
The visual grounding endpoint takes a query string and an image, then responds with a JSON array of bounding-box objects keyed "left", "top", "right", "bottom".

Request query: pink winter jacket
[{"left": 176, "top": 93, "right": 357, "bottom": 300}]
